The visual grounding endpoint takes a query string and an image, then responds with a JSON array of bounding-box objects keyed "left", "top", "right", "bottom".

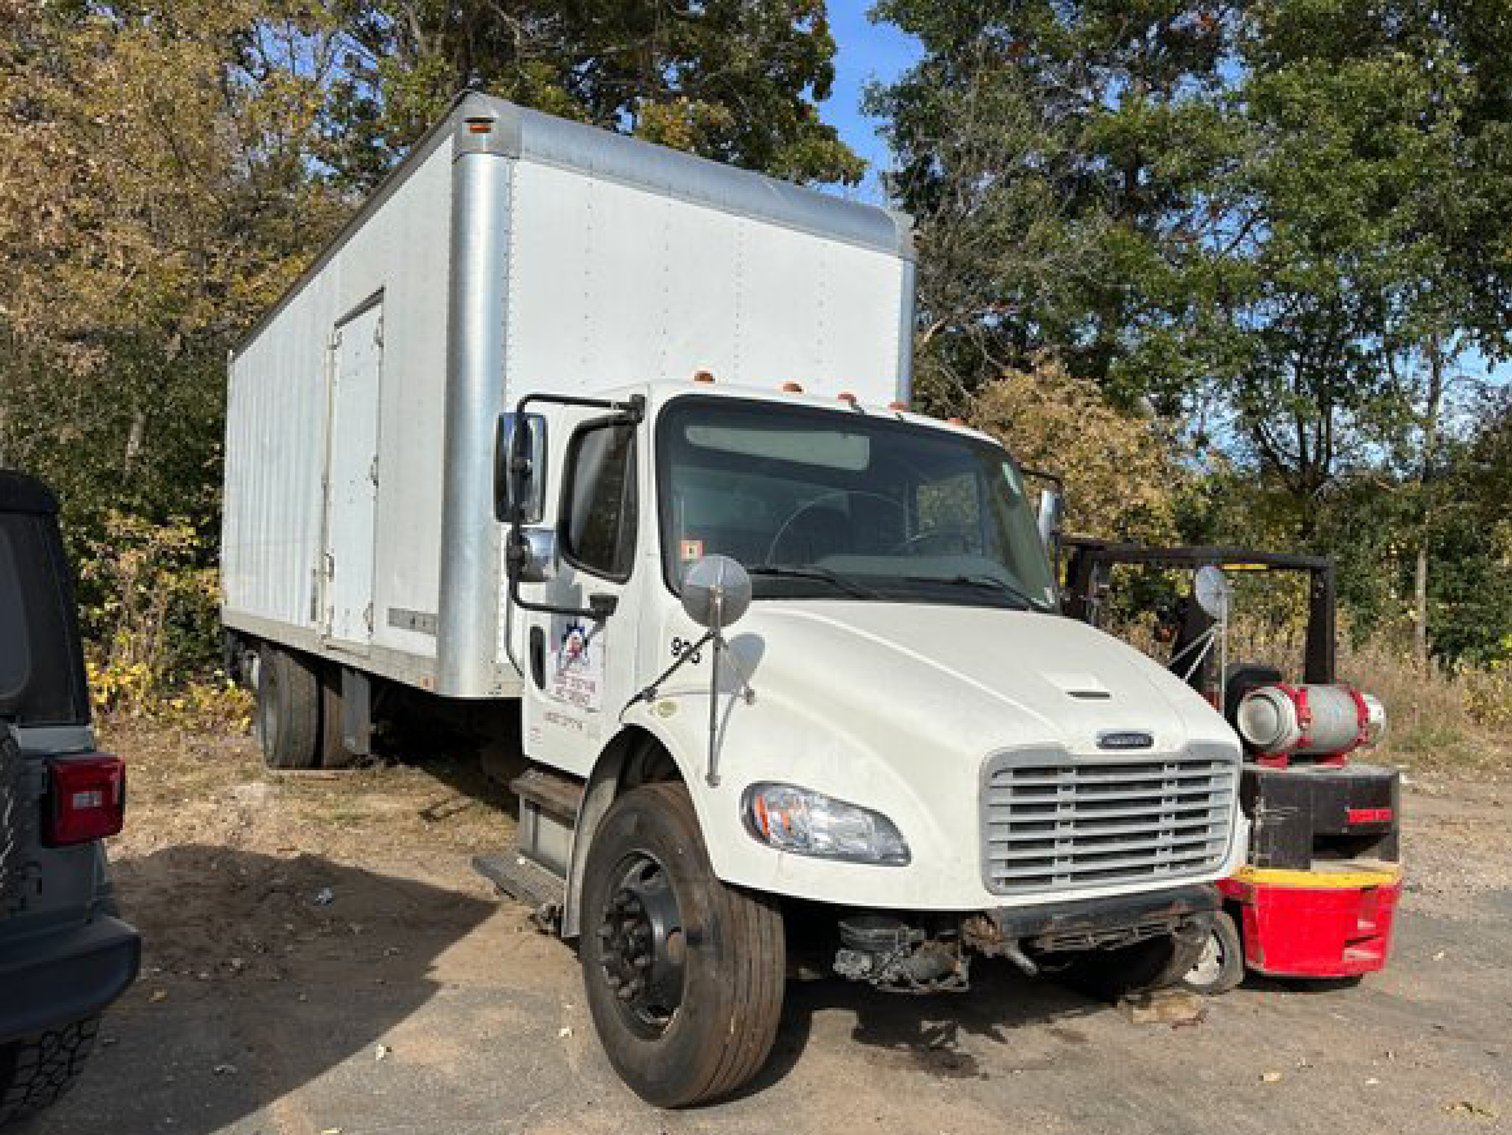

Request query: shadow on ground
[{"left": 21, "top": 844, "right": 497, "bottom": 1135}]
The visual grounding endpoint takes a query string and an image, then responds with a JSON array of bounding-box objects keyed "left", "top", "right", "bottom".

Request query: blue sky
[{"left": 821, "top": 2, "right": 921, "bottom": 201}]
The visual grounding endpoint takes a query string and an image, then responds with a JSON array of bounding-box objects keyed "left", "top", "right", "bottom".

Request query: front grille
[{"left": 981, "top": 746, "right": 1237, "bottom": 895}]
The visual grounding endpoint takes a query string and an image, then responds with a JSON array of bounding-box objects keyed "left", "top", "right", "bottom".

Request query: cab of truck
[
  {"left": 493, "top": 380, "right": 1247, "bottom": 1105},
  {"left": 0, "top": 470, "right": 139, "bottom": 1126}
]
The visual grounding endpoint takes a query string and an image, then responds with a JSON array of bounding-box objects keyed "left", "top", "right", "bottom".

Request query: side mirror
[
  {"left": 508, "top": 526, "right": 558, "bottom": 584},
  {"left": 1036, "top": 487, "right": 1064, "bottom": 552},
  {"left": 494, "top": 413, "right": 547, "bottom": 524},
  {"left": 1194, "top": 565, "right": 1232, "bottom": 620},
  {"left": 681, "top": 555, "right": 752, "bottom": 632}
]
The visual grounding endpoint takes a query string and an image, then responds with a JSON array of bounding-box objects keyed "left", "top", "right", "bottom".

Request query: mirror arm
[{"left": 506, "top": 562, "right": 617, "bottom": 623}]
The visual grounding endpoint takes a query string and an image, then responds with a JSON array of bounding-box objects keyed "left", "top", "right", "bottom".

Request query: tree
[
  {"left": 970, "top": 358, "right": 1184, "bottom": 543},
  {"left": 1228, "top": 0, "right": 1512, "bottom": 660},
  {"left": 870, "top": 0, "right": 1249, "bottom": 414},
  {"left": 323, "top": 0, "right": 864, "bottom": 190},
  {"left": 0, "top": 0, "right": 346, "bottom": 542}
]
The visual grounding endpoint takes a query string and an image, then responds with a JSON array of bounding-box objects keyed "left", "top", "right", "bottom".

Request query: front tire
[
  {"left": 256, "top": 646, "right": 320, "bottom": 769},
  {"left": 1178, "top": 910, "right": 1245, "bottom": 995},
  {"left": 0, "top": 1017, "right": 99, "bottom": 1126},
  {"left": 580, "top": 783, "right": 785, "bottom": 1107}
]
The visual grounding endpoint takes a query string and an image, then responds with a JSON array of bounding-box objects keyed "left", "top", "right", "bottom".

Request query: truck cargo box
[{"left": 221, "top": 92, "right": 915, "bottom": 699}]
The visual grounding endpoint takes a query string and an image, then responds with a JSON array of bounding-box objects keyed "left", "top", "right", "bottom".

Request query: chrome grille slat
[{"left": 981, "top": 748, "right": 1237, "bottom": 895}]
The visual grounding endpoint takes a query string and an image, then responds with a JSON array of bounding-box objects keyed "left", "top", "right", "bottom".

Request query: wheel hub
[
  {"left": 1187, "top": 930, "right": 1225, "bottom": 985},
  {"left": 596, "top": 853, "right": 685, "bottom": 1035}
]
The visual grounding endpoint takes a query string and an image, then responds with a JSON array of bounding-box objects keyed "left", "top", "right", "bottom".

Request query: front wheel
[
  {"left": 1178, "top": 910, "right": 1245, "bottom": 995},
  {"left": 580, "top": 783, "right": 785, "bottom": 1107}
]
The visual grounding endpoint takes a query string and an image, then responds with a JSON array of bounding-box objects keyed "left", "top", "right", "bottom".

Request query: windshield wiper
[
  {"left": 901, "top": 573, "right": 1046, "bottom": 611},
  {"left": 746, "top": 564, "right": 880, "bottom": 599}
]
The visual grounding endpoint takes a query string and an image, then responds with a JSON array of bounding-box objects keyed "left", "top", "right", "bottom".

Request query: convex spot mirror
[
  {"left": 1194, "top": 565, "right": 1233, "bottom": 620},
  {"left": 682, "top": 555, "right": 752, "bottom": 631},
  {"left": 510, "top": 527, "right": 558, "bottom": 585},
  {"left": 494, "top": 412, "right": 547, "bottom": 524}
]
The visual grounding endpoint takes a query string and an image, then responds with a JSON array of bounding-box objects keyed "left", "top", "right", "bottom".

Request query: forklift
[{"left": 1061, "top": 537, "right": 1401, "bottom": 992}]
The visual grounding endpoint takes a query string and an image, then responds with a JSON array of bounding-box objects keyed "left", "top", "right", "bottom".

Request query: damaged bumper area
[
  {"left": 964, "top": 884, "right": 1220, "bottom": 962},
  {"left": 831, "top": 885, "right": 1220, "bottom": 993}
]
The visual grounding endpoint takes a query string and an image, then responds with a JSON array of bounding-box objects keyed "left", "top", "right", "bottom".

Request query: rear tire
[
  {"left": 256, "top": 646, "right": 320, "bottom": 769},
  {"left": 318, "top": 668, "right": 362, "bottom": 770},
  {"left": 1052, "top": 920, "right": 1212, "bottom": 1001},
  {"left": 0, "top": 1016, "right": 99, "bottom": 1126},
  {"left": 1178, "top": 910, "right": 1245, "bottom": 995},
  {"left": 580, "top": 783, "right": 785, "bottom": 1107}
]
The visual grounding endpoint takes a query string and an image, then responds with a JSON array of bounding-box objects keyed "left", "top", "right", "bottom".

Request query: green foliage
[
  {"left": 873, "top": 0, "right": 1512, "bottom": 670},
  {"left": 77, "top": 513, "right": 222, "bottom": 716},
  {"left": 324, "top": 0, "right": 864, "bottom": 189},
  {"left": 871, "top": 0, "right": 1247, "bottom": 412}
]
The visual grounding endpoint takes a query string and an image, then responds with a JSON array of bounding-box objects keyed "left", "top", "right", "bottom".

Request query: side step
[
  {"left": 472, "top": 765, "right": 585, "bottom": 934},
  {"left": 473, "top": 853, "right": 566, "bottom": 932},
  {"left": 509, "top": 767, "right": 583, "bottom": 878}
]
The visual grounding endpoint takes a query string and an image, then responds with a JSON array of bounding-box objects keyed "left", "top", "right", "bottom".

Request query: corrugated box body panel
[
  {"left": 222, "top": 136, "right": 454, "bottom": 674},
  {"left": 505, "top": 158, "right": 906, "bottom": 398}
]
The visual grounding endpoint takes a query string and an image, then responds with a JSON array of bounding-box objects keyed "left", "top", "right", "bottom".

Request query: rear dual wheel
[
  {"left": 580, "top": 783, "right": 785, "bottom": 1108},
  {"left": 255, "top": 645, "right": 360, "bottom": 770}
]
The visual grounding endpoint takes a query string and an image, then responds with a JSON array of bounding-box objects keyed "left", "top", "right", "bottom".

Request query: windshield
[{"left": 657, "top": 397, "right": 1058, "bottom": 611}]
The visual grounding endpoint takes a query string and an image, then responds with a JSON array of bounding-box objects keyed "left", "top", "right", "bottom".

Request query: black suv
[{"left": 0, "top": 471, "right": 139, "bottom": 1125}]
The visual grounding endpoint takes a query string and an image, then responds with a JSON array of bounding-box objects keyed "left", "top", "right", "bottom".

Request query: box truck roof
[{"left": 234, "top": 91, "right": 914, "bottom": 361}]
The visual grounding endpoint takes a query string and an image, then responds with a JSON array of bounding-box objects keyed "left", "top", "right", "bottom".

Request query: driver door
[{"left": 515, "top": 410, "right": 644, "bottom": 776}]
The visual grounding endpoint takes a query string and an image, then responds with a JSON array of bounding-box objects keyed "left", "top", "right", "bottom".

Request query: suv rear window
[{"left": 0, "top": 512, "right": 87, "bottom": 726}]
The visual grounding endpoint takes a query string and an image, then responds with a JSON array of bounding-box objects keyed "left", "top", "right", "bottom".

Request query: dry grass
[
  {"left": 1338, "top": 641, "right": 1512, "bottom": 774},
  {"left": 100, "top": 720, "right": 518, "bottom": 867}
]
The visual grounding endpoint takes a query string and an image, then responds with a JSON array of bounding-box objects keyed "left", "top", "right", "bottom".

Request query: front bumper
[
  {"left": 0, "top": 915, "right": 141, "bottom": 1044},
  {"left": 965, "top": 883, "right": 1220, "bottom": 954}
]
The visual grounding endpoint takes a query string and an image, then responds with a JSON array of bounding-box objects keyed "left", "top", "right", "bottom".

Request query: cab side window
[{"left": 561, "top": 421, "right": 638, "bottom": 580}]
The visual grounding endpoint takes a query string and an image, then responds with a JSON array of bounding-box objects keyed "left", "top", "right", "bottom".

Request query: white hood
[{"left": 726, "top": 600, "right": 1238, "bottom": 761}]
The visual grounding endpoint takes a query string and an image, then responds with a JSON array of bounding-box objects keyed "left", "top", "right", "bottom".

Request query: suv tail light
[{"left": 44, "top": 755, "right": 125, "bottom": 846}]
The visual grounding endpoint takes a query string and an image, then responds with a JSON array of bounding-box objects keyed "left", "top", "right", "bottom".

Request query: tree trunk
[
  {"left": 1413, "top": 341, "right": 1447, "bottom": 673},
  {"left": 1414, "top": 543, "right": 1430, "bottom": 672}
]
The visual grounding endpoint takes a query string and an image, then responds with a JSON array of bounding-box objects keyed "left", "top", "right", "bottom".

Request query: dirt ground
[{"left": 18, "top": 725, "right": 1512, "bottom": 1135}]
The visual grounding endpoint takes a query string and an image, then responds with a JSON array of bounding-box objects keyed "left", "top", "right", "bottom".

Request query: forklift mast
[{"left": 1061, "top": 537, "right": 1339, "bottom": 685}]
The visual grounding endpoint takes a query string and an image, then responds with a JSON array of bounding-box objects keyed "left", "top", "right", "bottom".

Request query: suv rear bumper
[{"left": 0, "top": 915, "right": 140, "bottom": 1044}]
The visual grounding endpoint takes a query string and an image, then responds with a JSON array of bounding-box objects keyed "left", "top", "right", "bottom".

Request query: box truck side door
[
  {"left": 322, "top": 299, "right": 384, "bottom": 652},
  {"left": 517, "top": 413, "right": 643, "bottom": 776}
]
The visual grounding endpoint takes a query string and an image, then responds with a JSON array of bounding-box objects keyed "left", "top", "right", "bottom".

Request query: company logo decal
[{"left": 1097, "top": 731, "right": 1155, "bottom": 751}]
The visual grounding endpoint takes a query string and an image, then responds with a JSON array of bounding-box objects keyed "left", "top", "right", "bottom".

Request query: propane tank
[{"left": 1235, "top": 683, "right": 1386, "bottom": 759}]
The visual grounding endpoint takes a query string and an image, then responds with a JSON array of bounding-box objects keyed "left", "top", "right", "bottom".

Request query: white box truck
[{"left": 222, "top": 92, "right": 1247, "bottom": 1106}]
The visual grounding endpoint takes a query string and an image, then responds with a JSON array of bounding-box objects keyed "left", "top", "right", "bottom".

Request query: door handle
[{"left": 529, "top": 626, "right": 546, "bottom": 690}]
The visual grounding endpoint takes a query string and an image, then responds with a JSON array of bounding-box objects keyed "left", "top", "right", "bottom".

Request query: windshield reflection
[{"left": 658, "top": 397, "right": 1058, "bottom": 611}]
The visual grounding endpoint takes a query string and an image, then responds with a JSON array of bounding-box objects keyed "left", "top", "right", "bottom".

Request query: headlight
[{"left": 742, "top": 782, "right": 910, "bottom": 865}]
